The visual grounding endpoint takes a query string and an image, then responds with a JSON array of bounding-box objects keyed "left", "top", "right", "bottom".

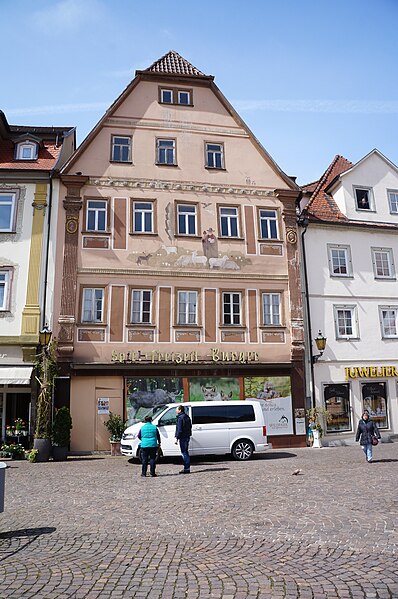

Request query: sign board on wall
[
  {"left": 97, "top": 397, "right": 110, "bottom": 415},
  {"left": 244, "top": 377, "right": 293, "bottom": 435}
]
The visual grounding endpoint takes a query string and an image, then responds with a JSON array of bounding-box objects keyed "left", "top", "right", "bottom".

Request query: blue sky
[{"left": 2, "top": 0, "right": 398, "bottom": 184}]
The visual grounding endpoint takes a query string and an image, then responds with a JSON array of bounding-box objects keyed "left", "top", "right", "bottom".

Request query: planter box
[{"left": 110, "top": 441, "right": 121, "bottom": 456}]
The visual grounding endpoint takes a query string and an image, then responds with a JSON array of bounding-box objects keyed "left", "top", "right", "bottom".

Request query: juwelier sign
[{"left": 345, "top": 365, "right": 398, "bottom": 380}]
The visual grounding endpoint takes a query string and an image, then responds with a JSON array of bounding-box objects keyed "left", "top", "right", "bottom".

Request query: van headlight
[{"left": 122, "top": 432, "right": 137, "bottom": 440}]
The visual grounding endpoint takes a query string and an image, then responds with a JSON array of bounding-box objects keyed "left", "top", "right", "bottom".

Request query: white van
[{"left": 121, "top": 400, "right": 269, "bottom": 461}]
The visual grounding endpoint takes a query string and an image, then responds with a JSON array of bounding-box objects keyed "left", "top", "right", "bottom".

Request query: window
[
  {"left": 262, "top": 293, "right": 281, "bottom": 326},
  {"left": 222, "top": 292, "right": 241, "bottom": 325},
  {"left": 362, "top": 382, "right": 388, "bottom": 429},
  {"left": 177, "top": 291, "right": 198, "bottom": 325},
  {"left": 388, "top": 190, "right": 398, "bottom": 213},
  {"left": 372, "top": 248, "right": 395, "bottom": 279},
  {"left": 131, "top": 289, "right": 152, "bottom": 324},
  {"left": 177, "top": 204, "right": 197, "bottom": 236},
  {"left": 156, "top": 139, "right": 176, "bottom": 165},
  {"left": 111, "top": 136, "right": 131, "bottom": 162},
  {"left": 82, "top": 288, "right": 104, "bottom": 323},
  {"left": 379, "top": 307, "right": 398, "bottom": 338},
  {"left": 259, "top": 209, "right": 278, "bottom": 239},
  {"left": 206, "top": 143, "right": 224, "bottom": 169},
  {"left": 0, "top": 193, "right": 17, "bottom": 232},
  {"left": 158, "top": 407, "right": 178, "bottom": 427},
  {"left": 191, "top": 404, "right": 255, "bottom": 425},
  {"left": 86, "top": 200, "right": 107, "bottom": 232},
  {"left": 16, "top": 141, "right": 38, "bottom": 160},
  {"left": 159, "top": 87, "right": 192, "bottom": 105},
  {"left": 133, "top": 201, "right": 154, "bottom": 233},
  {"left": 334, "top": 305, "right": 358, "bottom": 338},
  {"left": 354, "top": 187, "right": 373, "bottom": 211},
  {"left": 219, "top": 206, "right": 239, "bottom": 237},
  {"left": 324, "top": 384, "right": 352, "bottom": 433},
  {"left": 0, "top": 269, "right": 11, "bottom": 311},
  {"left": 328, "top": 245, "right": 352, "bottom": 276}
]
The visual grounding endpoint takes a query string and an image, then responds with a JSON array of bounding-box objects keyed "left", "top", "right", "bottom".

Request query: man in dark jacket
[
  {"left": 355, "top": 410, "right": 381, "bottom": 463},
  {"left": 175, "top": 405, "right": 192, "bottom": 474}
]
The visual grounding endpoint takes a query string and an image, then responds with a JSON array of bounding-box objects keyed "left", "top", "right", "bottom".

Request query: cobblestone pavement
[{"left": 0, "top": 443, "right": 397, "bottom": 598}]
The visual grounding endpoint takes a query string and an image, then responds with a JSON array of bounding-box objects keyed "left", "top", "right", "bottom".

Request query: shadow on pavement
[
  {"left": 372, "top": 458, "right": 398, "bottom": 463},
  {"left": 0, "top": 527, "right": 56, "bottom": 540}
]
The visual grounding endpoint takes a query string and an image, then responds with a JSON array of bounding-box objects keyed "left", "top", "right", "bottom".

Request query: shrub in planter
[
  {"left": 26, "top": 449, "right": 39, "bottom": 463},
  {"left": 104, "top": 412, "right": 125, "bottom": 455},
  {"left": 1, "top": 443, "right": 25, "bottom": 460},
  {"left": 52, "top": 407, "right": 72, "bottom": 461}
]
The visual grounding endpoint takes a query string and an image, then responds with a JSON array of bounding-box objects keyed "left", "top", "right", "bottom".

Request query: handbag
[{"left": 371, "top": 435, "right": 379, "bottom": 446}]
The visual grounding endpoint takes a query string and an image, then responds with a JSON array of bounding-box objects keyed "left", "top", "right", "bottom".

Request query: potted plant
[
  {"left": 52, "top": 406, "right": 73, "bottom": 461},
  {"left": 34, "top": 338, "right": 58, "bottom": 462},
  {"left": 104, "top": 412, "right": 125, "bottom": 456},
  {"left": 306, "top": 406, "right": 332, "bottom": 448},
  {"left": 1, "top": 443, "right": 25, "bottom": 460}
]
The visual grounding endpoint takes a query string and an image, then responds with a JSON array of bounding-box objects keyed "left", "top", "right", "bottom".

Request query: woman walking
[{"left": 355, "top": 410, "right": 381, "bottom": 463}]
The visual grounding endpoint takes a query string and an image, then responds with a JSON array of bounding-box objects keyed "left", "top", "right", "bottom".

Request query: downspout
[
  {"left": 298, "top": 212, "right": 316, "bottom": 409},
  {"left": 41, "top": 169, "right": 54, "bottom": 330}
]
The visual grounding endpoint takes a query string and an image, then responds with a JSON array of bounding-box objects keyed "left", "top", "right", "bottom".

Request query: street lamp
[
  {"left": 39, "top": 325, "right": 52, "bottom": 348},
  {"left": 312, "top": 330, "right": 327, "bottom": 363}
]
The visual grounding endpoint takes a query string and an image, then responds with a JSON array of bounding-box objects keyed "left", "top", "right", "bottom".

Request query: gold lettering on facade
[
  {"left": 110, "top": 347, "right": 259, "bottom": 365},
  {"left": 345, "top": 365, "right": 398, "bottom": 380}
]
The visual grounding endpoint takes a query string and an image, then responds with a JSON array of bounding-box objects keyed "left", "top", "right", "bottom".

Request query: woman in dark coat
[{"left": 355, "top": 410, "right": 381, "bottom": 463}]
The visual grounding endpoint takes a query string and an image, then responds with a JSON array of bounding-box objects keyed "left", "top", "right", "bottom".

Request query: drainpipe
[
  {"left": 41, "top": 169, "right": 54, "bottom": 330},
  {"left": 298, "top": 213, "right": 316, "bottom": 409}
]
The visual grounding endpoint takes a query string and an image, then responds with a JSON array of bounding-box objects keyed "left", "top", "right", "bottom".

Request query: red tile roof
[
  {"left": 306, "top": 155, "right": 353, "bottom": 222},
  {"left": 0, "top": 139, "right": 62, "bottom": 170},
  {"left": 144, "top": 50, "right": 206, "bottom": 76}
]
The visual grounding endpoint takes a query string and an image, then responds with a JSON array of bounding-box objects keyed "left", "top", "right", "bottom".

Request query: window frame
[
  {"left": 0, "top": 268, "right": 12, "bottom": 311},
  {"left": 84, "top": 198, "right": 110, "bottom": 233},
  {"left": 81, "top": 287, "right": 106, "bottom": 324},
  {"left": 110, "top": 135, "right": 132, "bottom": 163},
  {"left": 205, "top": 142, "right": 225, "bottom": 170},
  {"left": 218, "top": 205, "right": 241, "bottom": 239},
  {"left": 176, "top": 289, "right": 199, "bottom": 326},
  {"left": 158, "top": 87, "right": 193, "bottom": 106},
  {"left": 175, "top": 201, "right": 199, "bottom": 237},
  {"left": 371, "top": 247, "right": 395, "bottom": 280},
  {"left": 261, "top": 292, "right": 282, "bottom": 326},
  {"left": 333, "top": 304, "right": 359, "bottom": 339},
  {"left": 15, "top": 141, "right": 38, "bottom": 161},
  {"left": 379, "top": 306, "right": 398, "bottom": 338},
  {"left": 221, "top": 291, "right": 243, "bottom": 326},
  {"left": 131, "top": 199, "right": 156, "bottom": 235},
  {"left": 0, "top": 191, "right": 18, "bottom": 233},
  {"left": 387, "top": 189, "right": 398, "bottom": 214},
  {"left": 258, "top": 208, "right": 279, "bottom": 240},
  {"left": 353, "top": 186, "right": 374, "bottom": 212},
  {"left": 129, "top": 288, "right": 153, "bottom": 325},
  {"left": 327, "top": 244, "right": 353, "bottom": 277},
  {"left": 156, "top": 138, "right": 177, "bottom": 166}
]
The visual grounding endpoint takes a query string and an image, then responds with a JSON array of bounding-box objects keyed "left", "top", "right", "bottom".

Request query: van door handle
[{"left": 194, "top": 426, "right": 202, "bottom": 430}]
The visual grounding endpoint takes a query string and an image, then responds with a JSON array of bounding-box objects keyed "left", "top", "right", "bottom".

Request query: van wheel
[{"left": 232, "top": 440, "right": 254, "bottom": 461}]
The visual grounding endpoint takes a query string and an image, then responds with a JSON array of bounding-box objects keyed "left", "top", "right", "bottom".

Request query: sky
[{"left": 2, "top": 0, "right": 398, "bottom": 185}]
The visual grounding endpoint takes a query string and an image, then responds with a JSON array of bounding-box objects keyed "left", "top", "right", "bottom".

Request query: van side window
[
  {"left": 158, "top": 408, "right": 177, "bottom": 427},
  {"left": 192, "top": 404, "right": 255, "bottom": 424}
]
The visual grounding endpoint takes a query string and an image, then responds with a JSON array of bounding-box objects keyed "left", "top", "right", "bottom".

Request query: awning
[{"left": 0, "top": 367, "right": 33, "bottom": 385}]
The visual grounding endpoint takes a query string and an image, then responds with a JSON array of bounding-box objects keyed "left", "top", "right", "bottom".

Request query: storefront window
[
  {"left": 361, "top": 382, "right": 388, "bottom": 429},
  {"left": 189, "top": 377, "right": 240, "bottom": 401},
  {"left": 324, "top": 384, "right": 351, "bottom": 432},
  {"left": 126, "top": 377, "right": 183, "bottom": 423}
]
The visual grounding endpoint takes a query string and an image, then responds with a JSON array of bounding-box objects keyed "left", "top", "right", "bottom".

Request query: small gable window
[
  {"left": 354, "top": 187, "right": 373, "bottom": 211},
  {"left": 16, "top": 141, "right": 38, "bottom": 160}
]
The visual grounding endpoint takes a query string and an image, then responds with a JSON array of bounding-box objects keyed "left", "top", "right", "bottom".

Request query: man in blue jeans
[{"left": 175, "top": 405, "right": 192, "bottom": 474}]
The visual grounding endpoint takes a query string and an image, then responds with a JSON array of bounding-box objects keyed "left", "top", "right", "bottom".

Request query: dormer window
[
  {"left": 354, "top": 187, "right": 373, "bottom": 211},
  {"left": 16, "top": 141, "right": 38, "bottom": 160}
]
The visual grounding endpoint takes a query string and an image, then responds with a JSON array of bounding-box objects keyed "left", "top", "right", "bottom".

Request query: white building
[
  {"left": 301, "top": 150, "right": 398, "bottom": 443},
  {"left": 0, "top": 111, "right": 74, "bottom": 444}
]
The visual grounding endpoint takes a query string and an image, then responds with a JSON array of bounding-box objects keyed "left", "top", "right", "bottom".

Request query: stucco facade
[{"left": 54, "top": 52, "right": 305, "bottom": 452}]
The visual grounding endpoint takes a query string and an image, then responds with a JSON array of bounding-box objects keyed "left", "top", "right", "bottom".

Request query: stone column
[{"left": 57, "top": 175, "right": 88, "bottom": 355}]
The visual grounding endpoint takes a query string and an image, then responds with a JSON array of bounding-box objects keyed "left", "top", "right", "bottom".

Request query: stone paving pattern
[{"left": 0, "top": 443, "right": 397, "bottom": 598}]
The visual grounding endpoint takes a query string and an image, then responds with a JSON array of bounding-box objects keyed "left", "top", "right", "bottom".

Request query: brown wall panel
[
  {"left": 159, "top": 287, "right": 171, "bottom": 342},
  {"left": 248, "top": 290, "right": 258, "bottom": 343},
  {"left": 110, "top": 286, "right": 125, "bottom": 342},
  {"left": 113, "top": 198, "right": 127, "bottom": 250},
  {"left": 204, "top": 289, "right": 217, "bottom": 342},
  {"left": 244, "top": 205, "right": 256, "bottom": 255}
]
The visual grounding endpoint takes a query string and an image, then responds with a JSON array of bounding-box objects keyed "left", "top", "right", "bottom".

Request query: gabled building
[
  {"left": 0, "top": 110, "right": 75, "bottom": 443},
  {"left": 54, "top": 51, "right": 305, "bottom": 452},
  {"left": 301, "top": 149, "right": 398, "bottom": 442}
]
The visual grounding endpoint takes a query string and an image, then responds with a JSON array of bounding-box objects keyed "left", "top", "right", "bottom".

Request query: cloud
[
  {"left": 31, "top": 0, "right": 102, "bottom": 33},
  {"left": 234, "top": 99, "right": 398, "bottom": 114},
  {"left": 5, "top": 102, "right": 109, "bottom": 117}
]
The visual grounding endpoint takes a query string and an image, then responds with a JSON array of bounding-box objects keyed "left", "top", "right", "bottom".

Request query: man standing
[{"left": 175, "top": 405, "right": 192, "bottom": 474}]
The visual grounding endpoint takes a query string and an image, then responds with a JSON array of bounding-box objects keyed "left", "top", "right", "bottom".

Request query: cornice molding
[
  {"left": 106, "top": 116, "right": 247, "bottom": 138},
  {"left": 77, "top": 267, "right": 288, "bottom": 281}
]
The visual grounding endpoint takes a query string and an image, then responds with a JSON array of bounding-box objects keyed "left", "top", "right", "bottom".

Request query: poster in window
[
  {"left": 126, "top": 377, "right": 183, "bottom": 423},
  {"left": 244, "top": 376, "right": 293, "bottom": 435},
  {"left": 97, "top": 397, "right": 110, "bottom": 415},
  {"left": 189, "top": 377, "right": 240, "bottom": 402}
]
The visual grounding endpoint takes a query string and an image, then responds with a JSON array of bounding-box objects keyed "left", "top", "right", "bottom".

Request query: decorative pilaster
[
  {"left": 21, "top": 183, "right": 48, "bottom": 358},
  {"left": 58, "top": 175, "right": 88, "bottom": 355}
]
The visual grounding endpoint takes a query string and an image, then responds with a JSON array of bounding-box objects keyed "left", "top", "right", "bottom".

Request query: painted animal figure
[
  {"left": 175, "top": 254, "right": 193, "bottom": 267},
  {"left": 136, "top": 253, "right": 152, "bottom": 265},
  {"left": 191, "top": 250, "right": 207, "bottom": 265},
  {"left": 220, "top": 391, "right": 233, "bottom": 401},
  {"left": 161, "top": 244, "right": 177, "bottom": 255},
  {"left": 201, "top": 386, "right": 222, "bottom": 401},
  {"left": 208, "top": 255, "right": 228, "bottom": 269}
]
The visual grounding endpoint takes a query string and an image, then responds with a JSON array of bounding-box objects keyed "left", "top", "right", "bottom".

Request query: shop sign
[
  {"left": 111, "top": 348, "right": 259, "bottom": 365},
  {"left": 345, "top": 365, "right": 398, "bottom": 380}
]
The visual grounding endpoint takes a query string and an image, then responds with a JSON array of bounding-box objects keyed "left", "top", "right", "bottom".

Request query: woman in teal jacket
[{"left": 138, "top": 415, "right": 161, "bottom": 477}]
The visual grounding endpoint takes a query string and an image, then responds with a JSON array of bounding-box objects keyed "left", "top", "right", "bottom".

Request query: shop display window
[
  {"left": 361, "top": 382, "right": 388, "bottom": 429},
  {"left": 324, "top": 384, "right": 352, "bottom": 432}
]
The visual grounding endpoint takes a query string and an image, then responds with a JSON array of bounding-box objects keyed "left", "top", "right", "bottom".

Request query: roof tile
[
  {"left": 306, "top": 155, "right": 353, "bottom": 222},
  {"left": 144, "top": 50, "right": 206, "bottom": 76}
]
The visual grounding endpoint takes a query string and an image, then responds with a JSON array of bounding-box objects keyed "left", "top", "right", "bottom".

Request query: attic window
[
  {"left": 16, "top": 141, "right": 38, "bottom": 160},
  {"left": 354, "top": 187, "right": 373, "bottom": 211}
]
